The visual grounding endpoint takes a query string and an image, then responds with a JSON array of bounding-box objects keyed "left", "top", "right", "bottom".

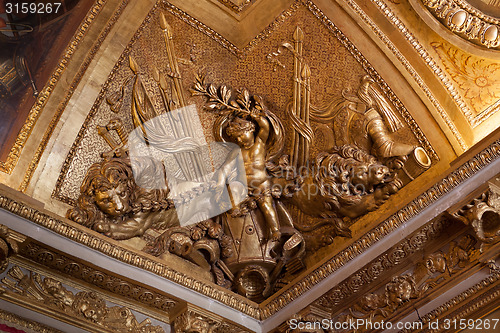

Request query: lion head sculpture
[
  {"left": 314, "top": 145, "right": 393, "bottom": 211},
  {"left": 67, "top": 158, "right": 138, "bottom": 228}
]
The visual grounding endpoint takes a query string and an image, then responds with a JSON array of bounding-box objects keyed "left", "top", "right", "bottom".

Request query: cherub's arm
[{"left": 251, "top": 112, "right": 270, "bottom": 143}]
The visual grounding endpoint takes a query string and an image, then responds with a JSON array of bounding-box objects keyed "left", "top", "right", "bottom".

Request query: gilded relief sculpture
[
  {"left": 0, "top": 266, "right": 165, "bottom": 332},
  {"left": 308, "top": 73, "right": 431, "bottom": 185},
  {"left": 67, "top": 18, "right": 432, "bottom": 301},
  {"left": 453, "top": 180, "right": 500, "bottom": 249},
  {"left": 336, "top": 234, "right": 479, "bottom": 330},
  {"left": 66, "top": 154, "right": 178, "bottom": 240}
]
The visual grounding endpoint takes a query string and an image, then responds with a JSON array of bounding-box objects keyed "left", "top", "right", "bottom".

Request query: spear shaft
[{"left": 160, "top": 14, "right": 207, "bottom": 181}]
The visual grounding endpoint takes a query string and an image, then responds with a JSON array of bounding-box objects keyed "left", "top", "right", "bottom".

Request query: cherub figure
[{"left": 223, "top": 112, "right": 281, "bottom": 241}]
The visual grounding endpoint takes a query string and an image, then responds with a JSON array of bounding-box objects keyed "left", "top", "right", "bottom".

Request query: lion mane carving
[{"left": 67, "top": 156, "right": 177, "bottom": 240}]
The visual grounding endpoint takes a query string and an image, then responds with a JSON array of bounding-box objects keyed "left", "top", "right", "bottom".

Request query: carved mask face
[
  {"left": 426, "top": 253, "right": 446, "bottom": 273},
  {"left": 95, "top": 183, "right": 130, "bottom": 217},
  {"left": 73, "top": 292, "right": 107, "bottom": 322},
  {"left": 78, "top": 301, "right": 106, "bottom": 322}
]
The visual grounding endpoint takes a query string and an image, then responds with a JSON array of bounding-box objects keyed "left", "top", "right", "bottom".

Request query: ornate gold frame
[
  {"left": 0, "top": 309, "right": 63, "bottom": 333},
  {"left": 17, "top": 0, "right": 131, "bottom": 191}
]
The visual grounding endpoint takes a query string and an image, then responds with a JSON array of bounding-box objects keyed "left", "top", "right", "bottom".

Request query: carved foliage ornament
[
  {"left": 0, "top": 266, "right": 165, "bottom": 332},
  {"left": 66, "top": 15, "right": 431, "bottom": 302},
  {"left": 431, "top": 42, "right": 500, "bottom": 116},
  {"left": 335, "top": 233, "right": 479, "bottom": 328}
]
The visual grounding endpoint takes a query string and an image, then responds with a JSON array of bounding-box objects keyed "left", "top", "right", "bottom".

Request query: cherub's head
[{"left": 226, "top": 117, "right": 255, "bottom": 149}]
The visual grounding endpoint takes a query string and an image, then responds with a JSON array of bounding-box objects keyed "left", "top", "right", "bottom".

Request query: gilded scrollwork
[
  {"left": 421, "top": 0, "right": 500, "bottom": 49},
  {"left": 0, "top": 266, "right": 166, "bottom": 332},
  {"left": 172, "top": 309, "right": 250, "bottom": 333},
  {"left": 0, "top": 225, "right": 19, "bottom": 274},
  {"left": 146, "top": 218, "right": 234, "bottom": 289},
  {"left": 335, "top": 233, "right": 479, "bottom": 329},
  {"left": 216, "top": 0, "right": 257, "bottom": 14}
]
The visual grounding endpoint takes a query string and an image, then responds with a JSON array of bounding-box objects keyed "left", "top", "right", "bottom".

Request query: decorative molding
[
  {"left": 0, "top": 309, "right": 63, "bottom": 333},
  {"left": 18, "top": 242, "right": 178, "bottom": 314},
  {"left": 0, "top": 265, "right": 166, "bottom": 332},
  {"left": 173, "top": 306, "right": 251, "bottom": 333},
  {"left": 216, "top": 0, "right": 257, "bottom": 13},
  {"left": 348, "top": 0, "right": 469, "bottom": 144},
  {"left": 0, "top": 0, "right": 109, "bottom": 174},
  {"left": 19, "top": 0, "right": 131, "bottom": 192},
  {"left": 421, "top": 0, "right": 500, "bottom": 49}
]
